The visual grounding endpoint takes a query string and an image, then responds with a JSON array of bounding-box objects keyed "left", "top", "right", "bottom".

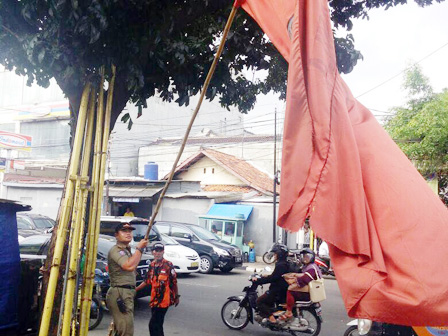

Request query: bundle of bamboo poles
[{"left": 38, "top": 66, "right": 115, "bottom": 336}]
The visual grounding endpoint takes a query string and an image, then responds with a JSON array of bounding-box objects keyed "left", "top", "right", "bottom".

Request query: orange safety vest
[{"left": 145, "top": 259, "right": 177, "bottom": 308}]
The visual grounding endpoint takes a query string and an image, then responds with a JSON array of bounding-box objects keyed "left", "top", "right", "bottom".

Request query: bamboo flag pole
[
  {"left": 80, "top": 66, "right": 116, "bottom": 336},
  {"left": 39, "top": 84, "right": 92, "bottom": 336},
  {"left": 144, "top": 4, "right": 239, "bottom": 239},
  {"left": 61, "top": 88, "right": 96, "bottom": 336},
  {"left": 79, "top": 70, "right": 105, "bottom": 336}
]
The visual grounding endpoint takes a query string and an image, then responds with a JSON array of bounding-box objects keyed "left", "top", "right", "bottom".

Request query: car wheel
[
  {"left": 199, "top": 255, "right": 213, "bottom": 274},
  {"left": 220, "top": 266, "right": 233, "bottom": 273}
]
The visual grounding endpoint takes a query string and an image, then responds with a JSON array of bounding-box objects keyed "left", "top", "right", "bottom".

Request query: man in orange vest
[{"left": 136, "top": 242, "right": 179, "bottom": 336}]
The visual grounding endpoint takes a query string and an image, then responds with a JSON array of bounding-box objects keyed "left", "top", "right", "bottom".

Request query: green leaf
[{"left": 121, "top": 113, "right": 130, "bottom": 123}]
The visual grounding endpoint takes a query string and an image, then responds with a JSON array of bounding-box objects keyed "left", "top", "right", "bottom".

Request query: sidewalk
[{"left": 242, "top": 261, "right": 272, "bottom": 273}]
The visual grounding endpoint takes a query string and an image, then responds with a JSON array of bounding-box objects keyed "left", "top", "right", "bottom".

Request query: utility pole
[{"left": 105, "top": 140, "right": 111, "bottom": 215}]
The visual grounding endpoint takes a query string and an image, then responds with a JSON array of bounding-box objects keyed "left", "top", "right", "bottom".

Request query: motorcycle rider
[
  {"left": 280, "top": 248, "right": 322, "bottom": 321},
  {"left": 252, "top": 243, "right": 290, "bottom": 323}
]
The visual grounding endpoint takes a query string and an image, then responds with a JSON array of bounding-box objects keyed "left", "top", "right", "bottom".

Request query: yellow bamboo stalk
[
  {"left": 79, "top": 70, "right": 106, "bottom": 336},
  {"left": 61, "top": 88, "right": 96, "bottom": 336},
  {"left": 145, "top": 5, "right": 239, "bottom": 239},
  {"left": 80, "top": 66, "right": 116, "bottom": 336},
  {"left": 39, "top": 83, "right": 92, "bottom": 336}
]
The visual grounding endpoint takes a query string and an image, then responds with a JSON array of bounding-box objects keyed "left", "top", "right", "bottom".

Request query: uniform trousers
[
  {"left": 149, "top": 307, "right": 168, "bottom": 336},
  {"left": 106, "top": 287, "right": 136, "bottom": 336}
]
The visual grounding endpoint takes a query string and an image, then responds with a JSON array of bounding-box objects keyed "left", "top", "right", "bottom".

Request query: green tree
[
  {"left": 385, "top": 66, "right": 448, "bottom": 202},
  {"left": 1, "top": 0, "right": 444, "bottom": 131}
]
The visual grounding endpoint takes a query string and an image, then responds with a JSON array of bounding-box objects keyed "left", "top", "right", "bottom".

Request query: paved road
[{"left": 90, "top": 268, "right": 351, "bottom": 336}]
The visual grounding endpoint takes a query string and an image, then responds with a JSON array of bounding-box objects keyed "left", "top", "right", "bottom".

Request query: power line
[{"left": 355, "top": 41, "right": 448, "bottom": 99}]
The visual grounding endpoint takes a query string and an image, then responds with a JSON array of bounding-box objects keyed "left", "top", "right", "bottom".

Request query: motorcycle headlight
[
  {"left": 358, "top": 319, "right": 372, "bottom": 335},
  {"left": 165, "top": 251, "right": 180, "bottom": 259},
  {"left": 214, "top": 247, "right": 230, "bottom": 256}
]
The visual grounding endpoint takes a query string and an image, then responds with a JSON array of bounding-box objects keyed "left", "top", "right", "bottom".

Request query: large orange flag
[{"left": 238, "top": 0, "right": 448, "bottom": 326}]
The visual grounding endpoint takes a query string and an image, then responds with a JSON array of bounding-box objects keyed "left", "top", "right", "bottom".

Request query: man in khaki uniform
[{"left": 106, "top": 223, "right": 148, "bottom": 336}]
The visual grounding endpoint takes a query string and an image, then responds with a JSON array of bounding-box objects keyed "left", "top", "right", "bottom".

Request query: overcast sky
[{"left": 244, "top": 0, "right": 448, "bottom": 134}]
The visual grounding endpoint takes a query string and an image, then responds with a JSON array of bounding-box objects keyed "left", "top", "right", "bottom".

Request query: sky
[{"left": 243, "top": 0, "right": 448, "bottom": 134}]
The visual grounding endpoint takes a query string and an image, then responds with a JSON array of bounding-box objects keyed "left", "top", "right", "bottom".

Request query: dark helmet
[
  {"left": 269, "top": 243, "right": 289, "bottom": 261},
  {"left": 299, "top": 248, "right": 315, "bottom": 264}
]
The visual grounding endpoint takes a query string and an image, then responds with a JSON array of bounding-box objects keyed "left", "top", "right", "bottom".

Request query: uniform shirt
[
  {"left": 145, "top": 258, "right": 177, "bottom": 308},
  {"left": 123, "top": 211, "right": 134, "bottom": 217},
  {"left": 108, "top": 242, "right": 136, "bottom": 287}
]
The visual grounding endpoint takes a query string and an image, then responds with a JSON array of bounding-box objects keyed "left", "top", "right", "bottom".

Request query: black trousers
[
  {"left": 149, "top": 307, "right": 168, "bottom": 336},
  {"left": 256, "top": 292, "right": 278, "bottom": 318}
]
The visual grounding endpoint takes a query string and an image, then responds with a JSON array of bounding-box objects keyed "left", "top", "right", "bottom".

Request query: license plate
[
  {"left": 235, "top": 257, "right": 242, "bottom": 263},
  {"left": 191, "top": 262, "right": 199, "bottom": 267}
]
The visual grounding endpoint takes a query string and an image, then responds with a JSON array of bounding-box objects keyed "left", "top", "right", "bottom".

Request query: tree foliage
[
  {"left": 0, "top": 0, "right": 445, "bottom": 130},
  {"left": 385, "top": 65, "right": 448, "bottom": 179}
]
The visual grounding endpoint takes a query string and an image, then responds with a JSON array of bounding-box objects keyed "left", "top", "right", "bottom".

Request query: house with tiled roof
[
  {"left": 156, "top": 149, "right": 280, "bottom": 255},
  {"left": 166, "top": 148, "right": 277, "bottom": 196}
]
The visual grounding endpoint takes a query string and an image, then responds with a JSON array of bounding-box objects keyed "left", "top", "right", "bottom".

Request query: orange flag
[{"left": 238, "top": 0, "right": 448, "bottom": 326}]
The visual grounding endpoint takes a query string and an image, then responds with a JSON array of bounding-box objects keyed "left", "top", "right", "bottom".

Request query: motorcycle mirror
[{"left": 264, "top": 266, "right": 272, "bottom": 272}]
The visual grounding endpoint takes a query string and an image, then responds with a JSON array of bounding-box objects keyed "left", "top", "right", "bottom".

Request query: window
[
  {"left": 17, "top": 217, "right": 33, "bottom": 230},
  {"left": 33, "top": 218, "right": 55, "bottom": 229},
  {"left": 211, "top": 220, "right": 223, "bottom": 237},
  {"left": 203, "top": 168, "right": 206, "bottom": 174},
  {"left": 171, "top": 226, "right": 193, "bottom": 239},
  {"left": 224, "top": 222, "right": 235, "bottom": 236},
  {"left": 212, "top": 168, "right": 215, "bottom": 174},
  {"left": 156, "top": 224, "right": 170, "bottom": 235}
]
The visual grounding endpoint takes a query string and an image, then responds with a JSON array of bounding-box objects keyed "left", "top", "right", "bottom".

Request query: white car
[{"left": 160, "top": 234, "right": 200, "bottom": 274}]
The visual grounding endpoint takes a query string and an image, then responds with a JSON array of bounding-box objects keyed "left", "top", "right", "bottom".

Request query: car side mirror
[{"left": 183, "top": 233, "right": 193, "bottom": 241}]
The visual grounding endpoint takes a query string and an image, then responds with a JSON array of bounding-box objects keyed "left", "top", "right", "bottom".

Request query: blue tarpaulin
[
  {"left": 0, "top": 200, "right": 31, "bottom": 331},
  {"left": 205, "top": 204, "right": 253, "bottom": 221}
]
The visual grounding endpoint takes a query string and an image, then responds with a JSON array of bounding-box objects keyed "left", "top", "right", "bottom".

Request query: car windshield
[
  {"left": 132, "top": 224, "right": 158, "bottom": 242},
  {"left": 189, "top": 225, "right": 219, "bottom": 241},
  {"left": 160, "top": 234, "right": 179, "bottom": 246},
  {"left": 33, "top": 218, "right": 56, "bottom": 229}
]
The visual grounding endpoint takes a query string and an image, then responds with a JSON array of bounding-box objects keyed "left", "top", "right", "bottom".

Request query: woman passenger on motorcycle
[
  {"left": 252, "top": 243, "right": 290, "bottom": 323},
  {"left": 280, "top": 248, "right": 322, "bottom": 321}
]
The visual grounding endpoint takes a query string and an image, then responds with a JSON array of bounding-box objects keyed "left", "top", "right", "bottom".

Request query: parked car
[
  {"left": 154, "top": 221, "right": 243, "bottom": 274},
  {"left": 18, "top": 234, "right": 153, "bottom": 299},
  {"left": 17, "top": 213, "right": 56, "bottom": 242},
  {"left": 160, "top": 234, "right": 200, "bottom": 274}
]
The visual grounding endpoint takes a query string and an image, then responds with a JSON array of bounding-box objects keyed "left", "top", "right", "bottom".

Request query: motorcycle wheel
[
  {"left": 221, "top": 299, "right": 250, "bottom": 330},
  {"left": 88, "top": 296, "right": 103, "bottom": 330},
  {"left": 263, "top": 252, "right": 276, "bottom": 264},
  {"left": 289, "top": 308, "right": 322, "bottom": 336},
  {"left": 343, "top": 325, "right": 359, "bottom": 336}
]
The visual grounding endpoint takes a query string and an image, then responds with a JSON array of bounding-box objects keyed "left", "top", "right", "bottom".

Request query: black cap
[
  {"left": 151, "top": 242, "right": 165, "bottom": 251},
  {"left": 115, "top": 223, "right": 136, "bottom": 233}
]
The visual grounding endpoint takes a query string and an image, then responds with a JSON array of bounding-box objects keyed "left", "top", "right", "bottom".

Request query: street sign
[
  {"left": 0, "top": 131, "right": 32, "bottom": 151},
  {"left": 112, "top": 197, "right": 139, "bottom": 203}
]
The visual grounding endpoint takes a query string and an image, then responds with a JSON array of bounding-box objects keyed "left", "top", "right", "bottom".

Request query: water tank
[{"left": 144, "top": 162, "right": 158, "bottom": 180}]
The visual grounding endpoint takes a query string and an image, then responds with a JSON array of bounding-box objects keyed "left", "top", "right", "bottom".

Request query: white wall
[
  {"left": 5, "top": 186, "right": 63, "bottom": 219},
  {"left": 157, "top": 198, "right": 213, "bottom": 224},
  {"left": 176, "top": 157, "right": 243, "bottom": 185}
]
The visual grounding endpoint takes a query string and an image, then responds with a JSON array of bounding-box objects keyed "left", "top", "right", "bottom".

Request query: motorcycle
[
  {"left": 88, "top": 268, "right": 108, "bottom": 330},
  {"left": 263, "top": 248, "right": 302, "bottom": 266},
  {"left": 314, "top": 256, "right": 335, "bottom": 277},
  {"left": 344, "top": 319, "right": 417, "bottom": 336},
  {"left": 221, "top": 268, "right": 323, "bottom": 336}
]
